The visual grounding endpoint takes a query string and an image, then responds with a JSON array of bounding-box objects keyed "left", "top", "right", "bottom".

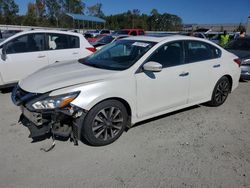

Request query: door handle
[
  {"left": 213, "top": 64, "right": 220, "bottom": 68},
  {"left": 72, "top": 52, "right": 79, "bottom": 55},
  {"left": 179, "top": 72, "right": 189, "bottom": 77},
  {"left": 38, "top": 55, "right": 46, "bottom": 58}
]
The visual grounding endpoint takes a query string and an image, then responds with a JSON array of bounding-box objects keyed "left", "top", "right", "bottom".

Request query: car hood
[
  {"left": 226, "top": 49, "right": 250, "bottom": 59},
  {"left": 19, "top": 60, "right": 117, "bottom": 93}
]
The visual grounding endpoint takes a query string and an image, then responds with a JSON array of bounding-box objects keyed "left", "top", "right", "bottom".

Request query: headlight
[{"left": 31, "top": 92, "right": 80, "bottom": 110}]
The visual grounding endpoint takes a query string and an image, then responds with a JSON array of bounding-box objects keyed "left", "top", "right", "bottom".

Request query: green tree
[
  {"left": 35, "top": 0, "right": 46, "bottom": 18},
  {"left": 64, "top": 0, "right": 85, "bottom": 14},
  {"left": 45, "top": 0, "right": 61, "bottom": 26},
  {"left": 87, "top": 3, "right": 104, "bottom": 18},
  {"left": 1, "top": 0, "right": 19, "bottom": 24},
  {"left": 23, "top": 3, "right": 37, "bottom": 26}
]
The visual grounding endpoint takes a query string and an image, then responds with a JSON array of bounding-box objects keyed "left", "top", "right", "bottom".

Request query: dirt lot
[{"left": 0, "top": 82, "right": 250, "bottom": 188}]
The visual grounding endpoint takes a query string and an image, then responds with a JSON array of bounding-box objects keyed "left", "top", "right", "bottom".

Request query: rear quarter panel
[{"left": 221, "top": 50, "right": 241, "bottom": 91}]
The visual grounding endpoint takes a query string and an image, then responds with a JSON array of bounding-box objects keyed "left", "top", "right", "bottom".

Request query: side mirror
[
  {"left": 1, "top": 46, "right": 7, "bottom": 61},
  {"left": 143, "top": 61, "right": 162, "bottom": 72}
]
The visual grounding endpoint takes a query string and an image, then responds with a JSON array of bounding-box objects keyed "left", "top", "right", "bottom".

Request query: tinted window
[
  {"left": 130, "top": 31, "right": 137, "bottom": 36},
  {"left": 100, "top": 30, "right": 110, "bottom": 34},
  {"left": 225, "top": 38, "right": 250, "bottom": 51},
  {"left": 5, "top": 33, "right": 45, "bottom": 54},
  {"left": 115, "top": 30, "right": 129, "bottom": 35},
  {"left": 47, "top": 33, "right": 79, "bottom": 50},
  {"left": 98, "top": 36, "right": 114, "bottom": 44},
  {"left": 186, "top": 41, "right": 213, "bottom": 63},
  {"left": 148, "top": 42, "right": 183, "bottom": 68},
  {"left": 210, "top": 45, "right": 221, "bottom": 58},
  {"left": 138, "top": 31, "right": 145, "bottom": 35},
  {"left": 68, "top": 35, "right": 80, "bottom": 48}
]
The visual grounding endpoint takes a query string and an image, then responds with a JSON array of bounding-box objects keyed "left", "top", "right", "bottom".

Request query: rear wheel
[
  {"left": 81, "top": 100, "right": 128, "bottom": 146},
  {"left": 207, "top": 76, "right": 231, "bottom": 107}
]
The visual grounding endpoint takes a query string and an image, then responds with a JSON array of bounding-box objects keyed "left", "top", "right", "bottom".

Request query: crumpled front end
[{"left": 12, "top": 85, "right": 86, "bottom": 144}]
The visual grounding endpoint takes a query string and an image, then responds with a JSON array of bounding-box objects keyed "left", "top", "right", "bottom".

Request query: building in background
[{"left": 183, "top": 23, "right": 245, "bottom": 32}]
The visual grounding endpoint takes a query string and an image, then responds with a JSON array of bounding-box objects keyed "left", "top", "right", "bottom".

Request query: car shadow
[
  {"left": 0, "top": 86, "right": 15, "bottom": 94},
  {"left": 128, "top": 105, "right": 201, "bottom": 130},
  {"left": 239, "top": 79, "right": 248, "bottom": 83}
]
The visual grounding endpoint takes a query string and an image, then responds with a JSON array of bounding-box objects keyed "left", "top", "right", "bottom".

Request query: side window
[
  {"left": 5, "top": 33, "right": 45, "bottom": 54},
  {"left": 5, "top": 35, "right": 28, "bottom": 54},
  {"left": 186, "top": 41, "right": 213, "bottom": 63},
  {"left": 130, "top": 31, "right": 137, "bottom": 36},
  {"left": 138, "top": 31, "right": 145, "bottom": 35},
  {"left": 32, "top": 33, "right": 45, "bottom": 51},
  {"left": 47, "top": 33, "right": 79, "bottom": 50},
  {"left": 101, "top": 30, "right": 110, "bottom": 34},
  {"left": 210, "top": 45, "right": 221, "bottom": 58},
  {"left": 68, "top": 35, "right": 80, "bottom": 48},
  {"left": 148, "top": 42, "right": 183, "bottom": 68}
]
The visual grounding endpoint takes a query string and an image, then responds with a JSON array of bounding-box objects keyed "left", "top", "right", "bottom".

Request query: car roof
[
  {"left": 9, "top": 29, "right": 82, "bottom": 37},
  {"left": 122, "top": 35, "right": 209, "bottom": 43}
]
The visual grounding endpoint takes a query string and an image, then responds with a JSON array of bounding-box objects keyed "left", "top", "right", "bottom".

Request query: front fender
[{"left": 50, "top": 77, "right": 137, "bottom": 122}]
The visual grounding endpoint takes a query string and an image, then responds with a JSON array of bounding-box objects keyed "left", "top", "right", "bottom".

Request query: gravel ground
[{"left": 0, "top": 82, "right": 250, "bottom": 188}]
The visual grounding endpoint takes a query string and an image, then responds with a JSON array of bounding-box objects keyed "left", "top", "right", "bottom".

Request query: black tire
[
  {"left": 81, "top": 100, "right": 128, "bottom": 146},
  {"left": 207, "top": 76, "right": 231, "bottom": 107}
]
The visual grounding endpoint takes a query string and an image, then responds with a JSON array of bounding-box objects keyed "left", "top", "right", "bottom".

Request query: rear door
[
  {"left": 0, "top": 33, "right": 48, "bottom": 84},
  {"left": 46, "top": 33, "right": 82, "bottom": 64},
  {"left": 185, "top": 40, "right": 223, "bottom": 104}
]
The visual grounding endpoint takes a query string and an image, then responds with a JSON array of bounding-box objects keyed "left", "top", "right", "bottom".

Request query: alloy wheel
[
  {"left": 92, "top": 107, "right": 124, "bottom": 141},
  {"left": 214, "top": 80, "right": 230, "bottom": 104}
]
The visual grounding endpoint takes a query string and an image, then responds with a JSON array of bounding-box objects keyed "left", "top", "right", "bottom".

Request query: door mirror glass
[{"left": 143, "top": 61, "right": 162, "bottom": 72}]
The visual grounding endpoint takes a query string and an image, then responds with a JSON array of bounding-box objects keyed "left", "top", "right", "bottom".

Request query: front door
[{"left": 136, "top": 41, "right": 190, "bottom": 118}]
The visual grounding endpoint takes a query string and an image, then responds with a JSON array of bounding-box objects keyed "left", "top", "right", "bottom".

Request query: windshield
[
  {"left": 80, "top": 40, "right": 156, "bottom": 71},
  {"left": 97, "top": 36, "right": 115, "bottom": 44},
  {"left": 226, "top": 38, "right": 250, "bottom": 51}
]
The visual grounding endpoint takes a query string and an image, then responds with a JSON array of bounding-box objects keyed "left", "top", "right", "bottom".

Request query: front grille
[{"left": 12, "top": 85, "right": 40, "bottom": 106}]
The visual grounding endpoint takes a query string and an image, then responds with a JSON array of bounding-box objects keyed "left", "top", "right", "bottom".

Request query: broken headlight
[{"left": 31, "top": 91, "right": 80, "bottom": 110}]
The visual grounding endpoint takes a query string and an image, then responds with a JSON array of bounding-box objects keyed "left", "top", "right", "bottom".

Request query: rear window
[{"left": 226, "top": 38, "right": 250, "bottom": 51}]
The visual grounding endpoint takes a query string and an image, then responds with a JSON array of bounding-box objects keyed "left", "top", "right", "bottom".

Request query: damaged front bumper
[{"left": 12, "top": 86, "right": 86, "bottom": 143}]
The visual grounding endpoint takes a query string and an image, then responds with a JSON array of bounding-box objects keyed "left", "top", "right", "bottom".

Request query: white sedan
[{"left": 12, "top": 35, "right": 241, "bottom": 146}]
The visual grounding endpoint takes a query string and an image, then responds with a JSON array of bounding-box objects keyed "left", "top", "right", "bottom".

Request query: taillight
[
  {"left": 86, "top": 47, "right": 96, "bottom": 53},
  {"left": 233, "top": 58, "right": 241, "bottom": 67}
]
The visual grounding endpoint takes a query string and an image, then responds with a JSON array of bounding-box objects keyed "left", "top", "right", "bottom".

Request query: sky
[{"left": 15, "top": 0, "right": 250, "bottom": 24}]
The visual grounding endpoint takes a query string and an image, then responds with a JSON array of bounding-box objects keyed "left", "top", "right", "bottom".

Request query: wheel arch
[
  {"left": 86, "top": 97, "right": 133, "bottom": 127},
  {"left": 223, "top": 74, "right": 233, "bottom": 92},
  {"left": 96, "top": 97, "right": 131, "bottom": 117}
]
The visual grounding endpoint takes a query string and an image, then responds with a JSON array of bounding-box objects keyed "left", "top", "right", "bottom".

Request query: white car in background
[
  {"left": 12, "top": 36, "right": 240, "bottom": 146},
  {"left": 0, "top": 30, "right": 95, "bottom": 88}
]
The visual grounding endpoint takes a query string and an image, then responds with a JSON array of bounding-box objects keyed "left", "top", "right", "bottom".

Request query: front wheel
[
  {"left": 207, "top": 76, "right": 231, "bottom": 107},
  {"left": 81, "top": 100, "right": 128, "bottom": 146}
]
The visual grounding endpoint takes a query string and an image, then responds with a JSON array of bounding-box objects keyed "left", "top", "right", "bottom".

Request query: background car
[
  {"left": 225, "top": 37, "right": 250, "bottom": 80},
  {"left": 85, "top": 29, "right": 110, "bottom": 38},
  {"left": 0, "top": 29, "right": 22, "bottom": 39},
  {"left": 91, "top": 34, "right": 129, "bottom": 50},
  {"left": 12, "top": 36, "right": 240, "bottom": 146},
  {"left": 0, "top": 30, "right": 95, "bottom": 88},
  {"left": 113, "top": 29, "right": 145, "bottom": 36}
]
